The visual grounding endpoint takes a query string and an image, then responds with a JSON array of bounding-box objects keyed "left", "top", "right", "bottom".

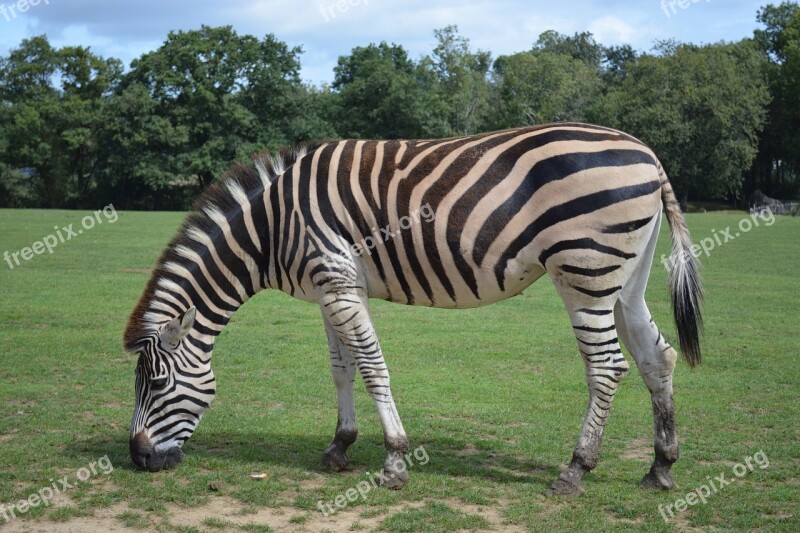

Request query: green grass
[{"left": 0, "top": 208, "right": 798, "bottom": 532}]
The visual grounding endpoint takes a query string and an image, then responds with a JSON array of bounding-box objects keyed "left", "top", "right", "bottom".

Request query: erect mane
[{"left": 122, "top": 142, "right": 324, "bottom": 352}]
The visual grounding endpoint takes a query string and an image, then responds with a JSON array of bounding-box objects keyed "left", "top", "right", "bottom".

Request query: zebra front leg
[
  {"left": 547, "top": 303, "right": 630, "bottom": 496},
  {"left": 321, "top": 318, "right": 358, "bottom": 471},
  {"left": 319, "top": 291, "right": 409, "bottom": 489}
]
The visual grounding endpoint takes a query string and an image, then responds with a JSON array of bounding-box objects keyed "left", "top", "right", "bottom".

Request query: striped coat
[{"left": 125, "top": 123, "right": 702, "bottom": 495}]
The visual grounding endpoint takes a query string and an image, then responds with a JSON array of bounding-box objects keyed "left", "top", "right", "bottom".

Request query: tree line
[{"left": 0, "top": 2, "right": 797, "bottom": 210}]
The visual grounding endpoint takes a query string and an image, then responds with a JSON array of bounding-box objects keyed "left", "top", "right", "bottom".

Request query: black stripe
[
  {"left": 285, "top": 211, "right": 302, "bottom": 296},
  {"left": 147, "top": 408, "right": 200, "bottom": 430},
  {"left": 577, "top": 308, "right": 613, "bottom": 316},
  {"left": 571, "top": 285, "right": 622, "bottom": 298},
  {"left": 279, "top": 165, "right": 296, "bottom": 295},
  {"left": 602, "top": 214, "right": 655, "bottom": 234},
  {"left": 578, "top": 336, "right": 619, "bottom": 347},
  {"left": 374, "top": 141, "right": 415, "bottom": 304},
  {"left": 560, "top": 264, "right": 621, "bottom": 277},
  {"left": 270, "top": 176, "right": 284, "bottom": 291},
  {"left": 250, "top": 182, "right": 271, "bottom": 287},
  {"left": 227, "top": 194, "right": 266, "bottom": 289},
  {"left": 350, "top": 141, "right": 391, "bottom": 294},
  {"left": 540, "top": 238, "right": 637, "bottom": 266},
  {"left": 573, "top": 324, "right": 616, "bottom": 333},
  {"left": 295, "top": 152, "right": 327, "bottom": 284},
  {"left": 313, "top": 142, "right": 358, "bottom": 260}
]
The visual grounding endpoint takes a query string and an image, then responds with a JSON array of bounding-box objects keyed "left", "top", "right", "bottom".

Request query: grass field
[{"left": 0, "top": 207, "right": 798, "bottom": 532}]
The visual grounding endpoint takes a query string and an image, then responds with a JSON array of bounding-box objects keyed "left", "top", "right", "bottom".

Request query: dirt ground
[{"left": 0, "top": 494, "right": 526, "bottom": 532}]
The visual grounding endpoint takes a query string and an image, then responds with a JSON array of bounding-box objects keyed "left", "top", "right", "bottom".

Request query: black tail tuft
[
  {"left": 659, "top": 162, "right": 703, "bottom": 367},
  {"left": 671, "top": 249, "right": 703, "bottom": 367}
]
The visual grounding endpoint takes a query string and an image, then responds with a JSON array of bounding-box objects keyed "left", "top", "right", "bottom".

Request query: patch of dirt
[
  {"left": 3, "top": 506, "right": 137, "bottom": 533},
  {"left": 538, "top": 495, "right": 568, "bottom": 518},
  {"left": 620, "top": 437, "right": 653, "bottom": 462},
  {"left": 0, "top": 495, "right": 524, "bottom": 532},
  {"left": 697, "top": 459, "right": 739, "bottom": 468},
  {"left": 603, "top": 509, "right": 644, "bottom": 526},
  {"left": 456, "top": 443, "right": 481, "bottom": 456},
  {"left": 449, "top": 498, "right": 524, "bottom": 532},
  {"left": 0, "top": 429, "right": 19, "bottom": 443},
  {"left": 297, "top": 474, "right": 326, "bottom": 491},
  {"left": 665, "top": 509, "right": 706, "bottom": 533}
]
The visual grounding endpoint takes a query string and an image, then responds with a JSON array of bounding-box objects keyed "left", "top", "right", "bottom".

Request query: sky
[{"left": 0, "top": 0, "right": 770, "bottom": 84}]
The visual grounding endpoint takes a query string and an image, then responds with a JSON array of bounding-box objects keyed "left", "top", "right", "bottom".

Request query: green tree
[
  {"left": 489, "top": 49, "right": 602, "bottom": 128},
  {"left": 426, "top": 26, "right": 492, "bottom": 135},
  {"left": 535, "top": 30, "right": 604, "bottom": 69},
  {"left": 749, "top": 2, "right": 800, "bottom": 199},
  {"left": 592, "top": 41, "right": 770, "bottom": 203},
  {"left": 123, "top": 26, "right": 304, "bottom": 190},
  {"left": 601, "top": 44, "right": 638, "bottom": 85},
  {"left": 333, "top": 42, "right": 430, "bottom": 139},
  {"left": 283, "top": 83, "right": 340, "bottom": 144},
  {"left": 94, "top": 83, "right": 190, "bottom": 209},
  {"left": 0, "top": 36, "right": 121, "bottom": 207}
]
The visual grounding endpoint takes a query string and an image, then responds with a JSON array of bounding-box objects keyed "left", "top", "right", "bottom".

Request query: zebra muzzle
[{"left": 130, "top": 431, "right": 184, "bottom": 472}]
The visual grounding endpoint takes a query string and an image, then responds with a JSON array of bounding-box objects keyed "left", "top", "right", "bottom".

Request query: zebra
[{"left": 124, "top": 123, "right": 702, "bottom": 496}]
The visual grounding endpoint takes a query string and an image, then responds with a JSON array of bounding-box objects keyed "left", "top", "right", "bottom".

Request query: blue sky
[{"left": 0, "top": 0, "right": 769, "bottom": 84}]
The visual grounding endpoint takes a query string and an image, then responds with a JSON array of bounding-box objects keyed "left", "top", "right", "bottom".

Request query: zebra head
[{"left": 128, "top": 307, "right": 216, "bottom": 471}]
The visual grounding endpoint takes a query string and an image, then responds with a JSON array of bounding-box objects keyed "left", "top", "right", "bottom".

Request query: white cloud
[
  {"left": 588, "top": 15, "right": 638, "bottom": 46},
  {"left": 0, "top": 0, "right": 767, "bottom": 83}
]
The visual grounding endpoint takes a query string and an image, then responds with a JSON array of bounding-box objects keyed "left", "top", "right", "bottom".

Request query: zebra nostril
[{"left": 130, "top": 431, "right": 155, "bottom": 470}]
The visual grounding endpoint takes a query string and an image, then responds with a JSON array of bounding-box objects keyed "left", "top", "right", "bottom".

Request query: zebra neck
[{"left": 150, "top": 203, "right": 278, "bottom": 354}]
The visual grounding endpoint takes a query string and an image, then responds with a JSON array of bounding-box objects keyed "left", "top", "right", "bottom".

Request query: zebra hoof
[
  {"left": 546, "top": 477, "right": 584, "bottom": 497},
  {"left": 640, "top": 469, "right": 675, "bottom": 490},
  {"left": 321, "top": 443, "right": 349, "bottom": 472},
  {"left": 379, "top": 469, "right": 408, "bottom": 490}
]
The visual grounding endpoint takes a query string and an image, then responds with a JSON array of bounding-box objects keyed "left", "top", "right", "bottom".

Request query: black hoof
[
  {"left": 640, "top": 468, "right": 675, "bottom": 490},
  {"left": 321, "top": 443, "right": 349, "bottom": 472},
  {"left": 546, "top": 476, "right": 585, "bottom": 497},
  {"left": 379, "top": 469, "right": 408, "bottom": 490}
]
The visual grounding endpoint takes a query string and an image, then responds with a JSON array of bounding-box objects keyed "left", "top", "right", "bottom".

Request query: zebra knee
[
  {"left": 640, "top": 346, "right": 677, "bottom": 395},
  {"left": 572, "top": 447, "right": 600, "bottom": 471},
  {"left": 385, "top": 435, "right": 409, "bottom": 455},
  {"left": 335, "top": 426, "right": 358, "bottom": 447},
  {"left": 586, "top": 352, "right": 630, "bottom": 394}
]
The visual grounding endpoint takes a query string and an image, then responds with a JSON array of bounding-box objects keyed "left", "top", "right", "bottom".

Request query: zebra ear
[{"left": 161, "top": 307, "right": 196, "bottom": 346}]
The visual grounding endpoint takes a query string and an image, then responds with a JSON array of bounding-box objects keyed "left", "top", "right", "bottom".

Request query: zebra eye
[{"left": 150, "top": 376, "right": 168, "bottom": 390}]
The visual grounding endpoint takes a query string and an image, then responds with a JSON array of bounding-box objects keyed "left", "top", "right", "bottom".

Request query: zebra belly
[{"left": 360, "top": 247, "right": 548, "bottom": 309}]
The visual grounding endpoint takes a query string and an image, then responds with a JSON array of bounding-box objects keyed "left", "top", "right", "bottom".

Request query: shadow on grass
[{"left": 63, "top": 430, "right": 560, "bottom": 488}]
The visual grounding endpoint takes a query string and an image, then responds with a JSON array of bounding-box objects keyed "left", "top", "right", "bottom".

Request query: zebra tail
[{"left": 658, "top": 162, "right": 703, "bottom": 367}]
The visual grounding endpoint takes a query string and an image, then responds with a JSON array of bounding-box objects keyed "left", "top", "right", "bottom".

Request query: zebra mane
[{"left": 122, "top": 142, "right": 323, "bottom": 352}]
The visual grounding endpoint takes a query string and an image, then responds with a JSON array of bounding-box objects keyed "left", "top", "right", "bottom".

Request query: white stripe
[{"left": 204, "top": 206, "right": 262, "bottom": 292}]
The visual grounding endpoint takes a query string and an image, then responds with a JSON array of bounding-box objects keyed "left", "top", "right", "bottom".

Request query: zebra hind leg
[
  {"left": 615, "top": 283, "right": 680, "bottom": 490},
  {"left": 321, "top": 317, "right": 358, "bottom": 471},
  {"left": 547, "top": 294, "right": 630, "bottom": 496}
]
